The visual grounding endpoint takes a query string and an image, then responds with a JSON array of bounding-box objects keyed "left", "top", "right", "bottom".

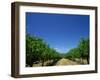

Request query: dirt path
[
  {"left": 32, "top": 58, "right": 80, "bottom": 67},
  {"left": 55, "top": 58, "right": 79, "bottom": 66}
]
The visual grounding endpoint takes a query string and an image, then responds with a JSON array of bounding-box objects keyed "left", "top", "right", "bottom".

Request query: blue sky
[{"left": 26, "top": 12, "right": 89, "bottom": 53}]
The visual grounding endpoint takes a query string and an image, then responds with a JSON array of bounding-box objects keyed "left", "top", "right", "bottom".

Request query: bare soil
[
  {"left": 55, "top": 58, "right": 79, "bottom": 66},
  {"left": 32, "top": 58, "right": 80, "bottom": 67}
]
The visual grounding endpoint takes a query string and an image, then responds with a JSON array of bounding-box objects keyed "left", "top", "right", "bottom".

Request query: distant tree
[{"left": 65, "top": 48, "right": 80, "bottom": 60}]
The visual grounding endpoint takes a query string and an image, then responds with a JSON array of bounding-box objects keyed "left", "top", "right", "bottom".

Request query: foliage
[
  {"left": 26, "top": 34, "right": 89, "bottom": 66},
  {"left": 65, "top": 38, "right": 89, "bottom": 64},
  {"left": 26, "top": 34, "right": 61, "bottom": 66},
  {"left": 78, "top": 38, "right": 89, "bottom": 63},
  {"left": 65, "top": 48, "right": 80, "bottom": 60}
]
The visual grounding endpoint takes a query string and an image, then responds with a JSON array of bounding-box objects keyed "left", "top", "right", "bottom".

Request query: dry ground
[
  {"left": 55, "top": 58, "right": 79, "bottom": 66},
  {"left": 32, "top": 58, "right": 80, "bottom": 67}
]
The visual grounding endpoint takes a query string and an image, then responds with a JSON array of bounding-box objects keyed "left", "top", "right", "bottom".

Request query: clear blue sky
[{"left": 26, "top": 12, "right": 89, "bottom": 53}]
